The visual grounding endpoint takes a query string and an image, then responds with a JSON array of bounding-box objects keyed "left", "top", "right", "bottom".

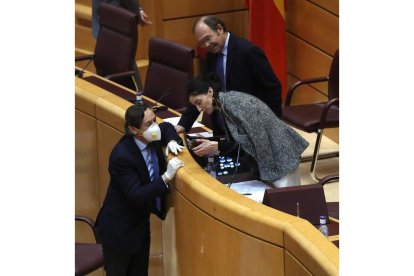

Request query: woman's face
[{"left": 189, "top": 88, "right": 215, "bottom": 115}]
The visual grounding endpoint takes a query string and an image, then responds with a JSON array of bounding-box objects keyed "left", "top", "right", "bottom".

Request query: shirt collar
[
  {"left": 222, "top": 32, "right": 230, "bottom": 56},
  {"left": 133, "top": 136, "right": 149, "bottom": 151}
]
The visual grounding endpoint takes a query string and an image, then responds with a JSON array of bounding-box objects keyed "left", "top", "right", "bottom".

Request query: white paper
[
  {"left": 163, "top": 117, "right": 204, "bottom": 128},
  {"left": 187, "top": 132, "right": 213, "bottom": 138},
  {"left": 228, "top": 180, "right": 271, "bottom": 203}
]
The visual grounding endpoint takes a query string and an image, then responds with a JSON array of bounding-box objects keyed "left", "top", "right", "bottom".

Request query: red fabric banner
[{"left": 247, "top": 0, "right": 287, "bottom": 98}]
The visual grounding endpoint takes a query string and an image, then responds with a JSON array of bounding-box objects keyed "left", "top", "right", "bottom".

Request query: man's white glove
[
  {"left": 163, "top": 157, "right": 185, "bottom": 181},
  {"left": 165, "top": 140, "right": 185, "bottom": 156}
]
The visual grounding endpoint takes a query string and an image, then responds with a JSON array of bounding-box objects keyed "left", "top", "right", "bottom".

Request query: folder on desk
[{"left": 262, "top": 184, "right": 329, "bottom": 225}]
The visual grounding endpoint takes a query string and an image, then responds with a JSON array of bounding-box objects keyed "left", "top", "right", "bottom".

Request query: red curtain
[{"left": 246, "top": 0, "right": 287, "bottom": 98}]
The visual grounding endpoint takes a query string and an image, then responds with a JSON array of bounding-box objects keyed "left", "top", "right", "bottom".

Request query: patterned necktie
[
  {"left": 146, "top": 144, "right": 162, "bottom": 212},
  {"left": 216, "top": 53, "right": 226, "bottom": 92},
  {"left": 146, "top": 144, "right": 159, "bottom": 181}
]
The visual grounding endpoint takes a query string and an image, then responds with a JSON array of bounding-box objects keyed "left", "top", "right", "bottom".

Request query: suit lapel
[
  {"left": 124, "top": 135, "right": 151, "bottom": 184},
  {"left": 225, "top": 33, "right": 237, "bottom": 87},
  {"left": 152, "top": 141, "right": 165, "bottom": 174}
]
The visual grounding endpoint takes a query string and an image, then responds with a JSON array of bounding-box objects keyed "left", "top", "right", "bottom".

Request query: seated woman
[{"left": 188, "top": 74, "right": 309, "bottom": 188}]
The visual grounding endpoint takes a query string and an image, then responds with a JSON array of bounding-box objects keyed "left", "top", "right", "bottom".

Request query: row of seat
[
  {"left": 75, "top": 3, "right": 195, "bottom": 113},
  {"left": 75, "top": 4, "right": 339, "bottom": 274}
]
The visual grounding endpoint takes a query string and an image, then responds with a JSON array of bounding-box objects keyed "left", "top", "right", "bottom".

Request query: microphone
[
  {"left": 75, "top": 57, "right": 93, "bottom": 78},
  {"left": 152, "top": 88, "right": 171, "bottom": 112}
]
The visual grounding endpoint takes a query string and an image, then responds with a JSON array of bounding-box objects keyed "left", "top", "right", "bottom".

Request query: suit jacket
[
  {"left": 219, "top": 91, "right": 308, "bottom": 181},
  {"left": 178, "top": 33, "right": 282, "bottom": 133},
  {"left": 96, "top": 122, "right": 181, "bottom": 254},
  {"left": 92, "top": 0, "right": 141, "bottom": 38}
]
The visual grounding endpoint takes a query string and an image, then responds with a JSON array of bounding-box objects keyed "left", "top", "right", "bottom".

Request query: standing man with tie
[
  {"left": 175, "top": 15, "right": 283, "bottom": 135},
  {"left": 96, "top": 103, "right": 185, "bottom": 276}
]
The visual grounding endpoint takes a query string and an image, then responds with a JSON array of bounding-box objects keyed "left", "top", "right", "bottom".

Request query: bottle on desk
[
  {"left": 318, "top": 215, "right": 329, "bottom": 237},
  {"left": 204, "top": 156, "right": 217, "bottom": 178}
]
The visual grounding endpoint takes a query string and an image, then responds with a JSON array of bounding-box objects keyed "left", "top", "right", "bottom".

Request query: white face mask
[{"left": 142, "top": 123, "right": 161, "bottom": 142}]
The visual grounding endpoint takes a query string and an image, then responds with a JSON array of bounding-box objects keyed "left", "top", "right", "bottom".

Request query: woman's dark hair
[
  {"left": 193, "top": 16, "right": 227, "bottom": 33},
  {"left": 187, "top": 73, "right": 221, "bottom": 100},
  {"left": 124, "top": 103, "right": 148, "bottom": 135}
]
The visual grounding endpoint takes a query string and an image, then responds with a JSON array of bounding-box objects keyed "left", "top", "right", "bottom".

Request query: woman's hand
[{"left": 192, "top": 139, "right": 219, "bottom": 157}]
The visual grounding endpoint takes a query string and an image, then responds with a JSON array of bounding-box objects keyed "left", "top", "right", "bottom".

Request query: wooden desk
[{"left": 75, "top": 71, "right": 339, "bottom": 276}]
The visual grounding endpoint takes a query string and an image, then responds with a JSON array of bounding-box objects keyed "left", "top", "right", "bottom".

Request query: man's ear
[
  {"left": 208, "top": 87, "right": 214, "bottom": 95},
  {"left": 216, "top": 24, "right": 224, "bottom": 34}
]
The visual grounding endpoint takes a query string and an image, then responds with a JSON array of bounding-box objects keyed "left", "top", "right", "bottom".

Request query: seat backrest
[
  {"left": 328, "top": 49, "right": 339, "bottom": 100},
  {"left": 94, "top": 3, "right": 138, "bottom": 80},
  {"left": 144, "top": 37, "right": 195, "bottom": 112},
  {"left": 262, "top": 183, "right": 329, "bottom": 225}
]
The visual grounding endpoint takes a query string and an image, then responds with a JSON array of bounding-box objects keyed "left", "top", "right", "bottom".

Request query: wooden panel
[
  {"left": 74, "top": 1, "right": 248, "bottom": 65},
  {"left": 166, "top": 147, "right": 300, "bottom": 248},
  {"left": 286, "top": 0, "right": 339, "bottom": 55},
  {"left": 75, "top": 3, "right": 91, "bottom": 22},
  {"left": 287, "top": 34, "right": 333, "bottom": 92},
  {"left": 96, "top": 121, "right": 122, "bottom": 205},
  {"left": 162, "top": 0, "right": 247, "bottom": 19},
  {"left": 284, "top": 250, "right": 312, "bottom": 276},
  {"left": 75, "top": 110, "right": 100, "bottom": 241},
  {"left": 149, "top": 255, "right": 164, "bottom": 276},
  {"left": 163, "top": 192, "right": 285, "bottom": 276},
  {"left": 75, "top": 24, "right": 96, "bottom": 53},
  {"left": 95, "top": 93, "right": 134, "bottom": 133},
  {"left": 309, "top": 0, "right": 339, "bottom": 16},
  {"left": 323, "top": 128, "right": 339, "bottom": 144},
  {"left": 75, "top": 0, "right": 90, "bottom": 7},
  {"left": 75, "top": 49, "right": 97, "bottom": 75},
  {"left": 163, "top": 11, "right": 249, "bottom": 51},
  {"left": 284, "top": 221, "right": 339, "bottom": 276}
]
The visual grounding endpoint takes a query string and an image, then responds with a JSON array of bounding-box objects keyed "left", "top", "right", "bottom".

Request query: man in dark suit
[
  {"left": 96, "top": 103, "right": 184, "bottom": 275},
  {"left": 175, "top": 15, "right": 282, "bottom": 135}
]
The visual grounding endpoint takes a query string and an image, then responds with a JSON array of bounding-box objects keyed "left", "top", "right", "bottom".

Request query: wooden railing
[{"left": 75, "top": 73, "right": 339, "bottom": 276}]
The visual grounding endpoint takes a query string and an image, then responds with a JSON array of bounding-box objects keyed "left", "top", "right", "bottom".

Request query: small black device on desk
[{"left": 185, "top": 134, "right": 258, "bottom": 184}]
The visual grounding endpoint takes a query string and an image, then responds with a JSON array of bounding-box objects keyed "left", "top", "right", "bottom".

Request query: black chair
[
  {"left": 75, "top": 215, "right": 103, "bottom": 276},
  {"left": 282, "top": 49, "right": 339, "bottom": 181},
  {"left": 75, "top": 3, "right": 139, "bottom": 91},
  {"left": 144, "top": 37, "right": 195, "bottom": 113}
]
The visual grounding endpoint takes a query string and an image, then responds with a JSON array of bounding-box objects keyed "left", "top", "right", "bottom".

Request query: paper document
[
  {"left": 228, "top": 180, "right": 271, "bottom": 203},
  {"left": 163, "top": 117, "right": 204, "bottom": 128},
  {"left": 187, "top": 132, "right": 213, "bottom": 138}
]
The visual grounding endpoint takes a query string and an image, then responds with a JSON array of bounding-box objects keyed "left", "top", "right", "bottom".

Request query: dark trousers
[{"left": 103, "top": 235, "right": 150, "bottom": 276}]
